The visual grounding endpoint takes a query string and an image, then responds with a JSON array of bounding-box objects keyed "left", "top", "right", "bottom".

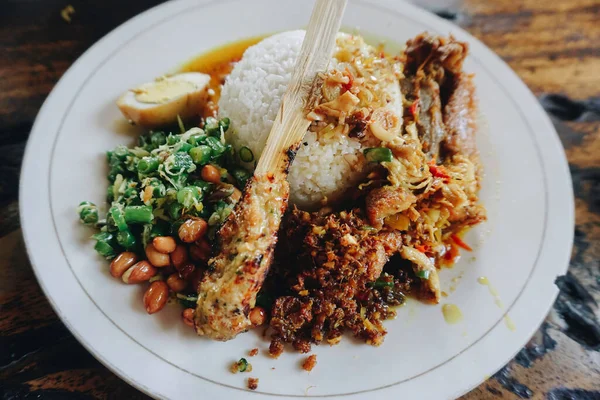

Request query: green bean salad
[{"left": 77, "top": 117, "right": 252, "bottom": 312}]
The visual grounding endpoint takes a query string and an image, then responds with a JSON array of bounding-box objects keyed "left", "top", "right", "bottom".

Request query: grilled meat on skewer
[{"left": 194, "top": 173, "right": 289, "bottom": 340}]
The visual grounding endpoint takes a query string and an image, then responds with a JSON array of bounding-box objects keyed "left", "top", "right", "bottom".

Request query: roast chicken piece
[
  {"left": 443, "top": 73, "right": 479, "bottom": 160},
  {"left": 403, "top": 33, "right": 469, "bottom": 161}
]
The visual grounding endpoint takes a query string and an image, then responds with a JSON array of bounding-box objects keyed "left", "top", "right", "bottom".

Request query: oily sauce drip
[
  {"left": 478, "top": 276, "right": 516, "bottom": 331},
  {"left": 180, "top": 36, "right": 265, "bottom": 117},
  {"left": 442, "top": 303, "right": 463, "bottom": 324},
  {"left": 504, "top": 315, "right": 516, "bottom": 331},
  {"left": 477, "top": 276, "right": 504, "bottom": 309}
]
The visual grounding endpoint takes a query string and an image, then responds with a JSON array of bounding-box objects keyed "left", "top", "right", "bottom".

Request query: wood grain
[{"left": 1, "top": 0, "right": 598, "bottom": 399}]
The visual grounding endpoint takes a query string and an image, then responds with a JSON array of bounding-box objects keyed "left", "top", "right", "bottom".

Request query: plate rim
[{"left": 19, "top": 0, "right": 574, "bottom": 398}]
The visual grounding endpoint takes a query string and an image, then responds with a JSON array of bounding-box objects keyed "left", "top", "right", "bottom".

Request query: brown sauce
[{"left": 179, "top": 36, "right": 265, "bottom": 117}]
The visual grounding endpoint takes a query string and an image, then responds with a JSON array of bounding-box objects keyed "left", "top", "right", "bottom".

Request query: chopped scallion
[
  {"left": 239, "top": 146, "right": 254, "bottom": 163},
  {"left": 363, "top": 147, "right": 393, "bottom": 163},
  {"left": 416, "top": 270, "right": 431, "bottom": 280},
  {"left": 368, "top": 279, "right": 394, "bottom": 289}
]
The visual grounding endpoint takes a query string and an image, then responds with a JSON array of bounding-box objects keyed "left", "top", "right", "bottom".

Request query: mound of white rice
[{"left": 219, "top": 30, "right": 400, "bottom": 209}]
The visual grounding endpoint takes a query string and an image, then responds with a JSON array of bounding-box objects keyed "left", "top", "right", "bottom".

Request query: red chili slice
[
  {"left": 451, "top": 234, "right": 473, "bottom": 251},
  {"left": 415, "top": 244, "right": 429, "bottom": 253},
  {"left": 410, "top": 99, "right": 419, "bottom": 117},
  {"left": 428, "top": 160, "right": 451, "bottom": 182}
]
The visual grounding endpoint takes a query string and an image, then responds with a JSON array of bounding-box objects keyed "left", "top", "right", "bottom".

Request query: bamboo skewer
[{"left": 255, "top": 0, "right": 348, "bottom": 174}]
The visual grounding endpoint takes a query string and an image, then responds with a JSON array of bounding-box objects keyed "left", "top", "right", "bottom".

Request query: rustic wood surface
[{"left": 1, "top": 0, "right": 599, "bottom": 398}]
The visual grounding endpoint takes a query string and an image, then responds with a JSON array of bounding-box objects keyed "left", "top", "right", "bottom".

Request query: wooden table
[{"left": 1, "top": 0, "right": 599, "bottom": 398}]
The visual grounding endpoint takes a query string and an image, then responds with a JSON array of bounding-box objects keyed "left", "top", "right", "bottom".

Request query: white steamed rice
[{"left": 219, "top": 30, "right": 400, "bottom": 209}]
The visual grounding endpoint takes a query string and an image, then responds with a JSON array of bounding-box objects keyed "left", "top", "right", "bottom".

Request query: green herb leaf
[
  {"left": 416, "top": 270, "right": 431, "bottom": 280},
  {"left": 368, "top": 278, "right": 394, "bottom": 289},
  {"left": 363, "top": 147, "right": 393, "bottom": 163}
]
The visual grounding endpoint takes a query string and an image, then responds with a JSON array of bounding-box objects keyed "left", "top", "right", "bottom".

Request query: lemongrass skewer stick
[{"left": 255, "top": 0, "right": 347, "bottom": 175}]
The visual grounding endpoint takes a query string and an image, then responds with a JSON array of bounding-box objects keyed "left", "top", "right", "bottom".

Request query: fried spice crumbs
[
  {"left": 247, "top": 377, "right": 259, "bottom": 390},
  {"left": 266, "top": 209, "right": 412, "bottom": 355},
  {"left": 269, "top": 340, "right": 284, "bottom": 358},
  {"left": 302, "top": 355, "right": 317, "bottom": 372},
  {"left": 249, "top": 348, "right": 259, "bottom": 357}
]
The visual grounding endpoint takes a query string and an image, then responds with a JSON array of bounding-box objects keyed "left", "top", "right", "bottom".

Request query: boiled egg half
[{"left": 117, "top": 72, "right": 211, "bottom": 128}]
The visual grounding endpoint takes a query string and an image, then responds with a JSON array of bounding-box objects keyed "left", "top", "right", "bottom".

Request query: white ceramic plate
[{"left": 19, "top": 0, "right": 574, "bottom": 398}]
